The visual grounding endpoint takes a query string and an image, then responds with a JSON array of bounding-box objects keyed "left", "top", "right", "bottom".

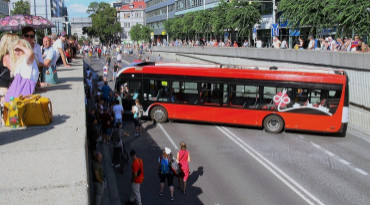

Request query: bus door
[
  {"left": 119, "top": 76, "right": 142, "bottom": 111},
  {"left": 144, "top": 79, "right": 173, "bottom": 115}
]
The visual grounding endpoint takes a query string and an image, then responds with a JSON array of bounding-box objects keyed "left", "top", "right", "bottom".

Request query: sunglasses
[{"left": 24, "top": 34, "right": 35, "bottom": 39}]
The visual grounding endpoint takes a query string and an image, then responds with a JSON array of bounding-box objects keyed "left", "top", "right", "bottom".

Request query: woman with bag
[
  {"left": 177, "top": 141, "right": 191, "bottom": 195},
  {"left": 5, "top": 39, "right": 39, "bottom": 102}
]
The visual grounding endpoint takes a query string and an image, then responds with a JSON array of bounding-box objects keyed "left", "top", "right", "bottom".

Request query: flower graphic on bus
[{"left": 273, "top": 88, "right": 332, "bottom": 116}]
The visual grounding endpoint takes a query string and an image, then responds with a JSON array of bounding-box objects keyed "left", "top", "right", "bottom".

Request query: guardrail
[{"left": 153, "top": 46, "right": 370, "bottom": 71}]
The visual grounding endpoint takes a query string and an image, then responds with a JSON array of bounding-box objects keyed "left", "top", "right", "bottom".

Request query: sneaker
[
  {"left": 170, "top": 196, "right": 174, "bottom": 201},
  {"left": 159, "top": 192, "right": 164, "bottom": 196},
  {"left": 114, "top": 164, "right": 121, "bottom": 168}
]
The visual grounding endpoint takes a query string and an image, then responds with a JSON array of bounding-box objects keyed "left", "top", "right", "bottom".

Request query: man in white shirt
[
  {"left": 112, "top": 99, "right": 124, "bottom": 125},
  {"left": 53, "top": 31, "right": 70, "bottom": 68},
  {"left": 116, "top": 51, "right": 122, "bottom": 64},
  {"left": 22, "top": 27, "right": 44, "bottom": 71},
  {"left": 42, "top": 36, "right": 58, "bottom": 84},
  {"left": 43, "top": 37, "right": 57, "bottom": 68}
]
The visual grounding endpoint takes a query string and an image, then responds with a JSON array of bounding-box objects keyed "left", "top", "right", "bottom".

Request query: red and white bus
[{"left": 115, "top": 62, "right": 349, "bottom": 136}]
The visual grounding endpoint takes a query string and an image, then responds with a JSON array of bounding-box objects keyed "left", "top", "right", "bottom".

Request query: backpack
[
  {"left": 138, "top": 105, "right": 144, "bottom": 118},
  {"left": 159, "top": 156, "right": 170, "bottom": 174}
]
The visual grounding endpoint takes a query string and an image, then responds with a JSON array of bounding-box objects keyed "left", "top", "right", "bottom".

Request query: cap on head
[{"left": 165, "top": 147, "right": 171, "bottom": 155}]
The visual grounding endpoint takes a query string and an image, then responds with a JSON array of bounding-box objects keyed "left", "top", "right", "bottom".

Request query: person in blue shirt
[
  {"left": 158, "top": 147, "right": 175, "bottom": 201},
  {"left": 101, "top": 81, "right": 111, "bottom": 103}
]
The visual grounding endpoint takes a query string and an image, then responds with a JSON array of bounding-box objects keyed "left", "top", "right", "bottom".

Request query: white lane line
[
  {"left": 324, "top": 150, "right": 335, "bottom": 157},
  {"left": 217, "top": 126, "right": 324, "bottom": 205},
  {"left": 158, "top": 123, "right": 179, "bottom": 150},
  {"left": 309, "top": 141, "right": 368, "bottom": 176},
  {"left": 310, "top": 142, "right": 321, "bottom": 149},
  {"left": 354, "top": 168, "right": 368, "bottom": 176},
  {"left": 298, "top": 135, "right": 305, "bottom": 139}
]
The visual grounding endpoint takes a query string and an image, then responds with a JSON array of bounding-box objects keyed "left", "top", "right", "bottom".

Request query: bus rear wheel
[
  {"left": 263, "top": 115, "right": 284, "bottom": 133},
  {"left": 150, "top": 106, "right": 168, "bottom": 123}
]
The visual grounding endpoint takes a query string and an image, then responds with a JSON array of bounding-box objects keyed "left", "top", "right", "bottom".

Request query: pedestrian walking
[
  {"left": 127, "top": 150, "right": 144, "bottom": 205},
  {"left": 158, "top": 147, "right": 175, "bottom": 201},
  {"left": 112, "top": 99, "right": 124, "bottom": 125},
  {"left": 132, "top": 99, "right": 143, "bottom": 136},
  {"left": 113, "top": 62, "right": 118, "bottom": 82},
  {"left": 93, "top": 152, "right": 105, "bottom": 205},
  {"left": 177, "top": 141, "right": 191, "bottom": 195},
  {"left": 103, "top": 63, "right": 109, "bottom": 81}
]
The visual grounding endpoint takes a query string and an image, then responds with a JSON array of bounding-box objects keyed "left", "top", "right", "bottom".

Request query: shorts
[
  {"left": 134, "top": 118, "right": 141, "bottom": 127},
  {"left": 160, "top": 174, "right": 173, "bottom": 186}
]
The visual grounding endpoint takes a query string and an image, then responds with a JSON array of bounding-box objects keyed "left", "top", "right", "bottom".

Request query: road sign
[
  {"left": 151, "top": 32, "right": 154, "bottom": 36},
  {"left": 271, "top": 24, "right": 279, "bottom": 36},
  {"left": 162, "top": 31, "right": 166, "bottom": 35}
]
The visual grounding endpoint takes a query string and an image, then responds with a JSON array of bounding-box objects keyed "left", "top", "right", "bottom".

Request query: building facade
[
  {"left": 118, "top": 0, "right": 146, "bottom": 41},
  {"left": 70, "top": 17, "right": 92, "bottom": 39},
  {"left": 9, "top": 0, "right": 67, "bottom": 35},
  {"left": 145, "top": 0, "right": 175, "bottom": 42}
]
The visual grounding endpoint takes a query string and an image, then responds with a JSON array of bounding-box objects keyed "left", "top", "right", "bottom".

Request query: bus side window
[
  {"left": 261, "top": 86, "right": 276, "bottom": 109},
  {"left": 230, "top": 84, "right": 244, "bottom": 108},
  {"left": 327, "top": 89, "right": 341, "bottom": 114},
  {"left": 183, "top": 82, "right": 198, "bottom": 104}
]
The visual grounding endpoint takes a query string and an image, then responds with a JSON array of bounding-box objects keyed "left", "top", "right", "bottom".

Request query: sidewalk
[{"left": 0, "top": 59, "right": 88, "bottom": 205}]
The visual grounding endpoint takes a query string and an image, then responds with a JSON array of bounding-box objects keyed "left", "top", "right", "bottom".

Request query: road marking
[
  {"left": 298, "top": 135, "right": 305, "bottom": 139},
  {"left": 217, "top": 126, "right": 325, "bottom": 205},
  {"left": 158, "top": 123, "right": 179, "bottom": 150},
  {"left": 354, "top": 168, "right": 368, "bottom": 176},
  {"left": 309, "top": 141, "right": 368, "bottom": 176}
]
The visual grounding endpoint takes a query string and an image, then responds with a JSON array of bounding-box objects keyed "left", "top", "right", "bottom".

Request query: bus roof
[{"left": 117, "top": 62, "right": 347, "bottom": 84}]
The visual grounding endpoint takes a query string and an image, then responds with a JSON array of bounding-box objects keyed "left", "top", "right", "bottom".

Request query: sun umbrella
[{"left": 0, "top": 15, "right": 55, "bottom": 31}]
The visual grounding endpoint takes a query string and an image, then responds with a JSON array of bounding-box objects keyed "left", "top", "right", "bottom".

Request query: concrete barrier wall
[{"left": 153, "top": 46, "right": 370, "bottom": 70}]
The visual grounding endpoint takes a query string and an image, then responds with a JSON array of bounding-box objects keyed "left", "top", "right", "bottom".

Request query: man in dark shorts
[{"left": 158, "top": 147, "right": 175, "bottom": 201}]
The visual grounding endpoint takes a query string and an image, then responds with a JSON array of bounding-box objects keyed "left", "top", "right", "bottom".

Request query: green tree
[
  {"left": 332, "top": 0, "right": 370, "bottom": 37},
  {"left": 211, "top": 0, "right": 231, "bottom": 40},
  {"left": 193, "top": 10, "right": 212, "bottom": 40},
  {"left": 11, "top": 0, "right": 30, "bottom": 15},
  {"left": 182, "top": 12, "right": 196, "bottom": 40},
  {"left": 232, "top": 1, "right": 261, "bottom": 42},
  {"left": 278, "top": 0, "right": 334, "bottom": 36},
  {"left": 86, "top": 2, "right": 121, "bottom": 44},
  {"left": 129, "top": 24, "right": 153, "bottom": 42}
]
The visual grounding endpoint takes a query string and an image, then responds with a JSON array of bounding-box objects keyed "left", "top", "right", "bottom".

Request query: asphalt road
[{"left": 86, "top": 51, "right": 370, "bottom": 205}]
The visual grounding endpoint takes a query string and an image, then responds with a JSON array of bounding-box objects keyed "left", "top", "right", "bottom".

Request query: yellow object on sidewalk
[{"left": 3, "top": 94, "right": 53, "bottom": 127}]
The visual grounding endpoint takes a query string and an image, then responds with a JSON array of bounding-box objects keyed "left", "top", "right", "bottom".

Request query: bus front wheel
[
  {"left": 150, "top": 106, "right": 168, "bottom": 123},
  {"left": 263, "top": 115, "right": 284, "bottom": 133}
]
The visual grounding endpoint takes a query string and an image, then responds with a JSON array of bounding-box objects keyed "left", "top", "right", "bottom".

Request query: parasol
[{"left": 0, "top": 15, "right": 55, "bottom": 31}]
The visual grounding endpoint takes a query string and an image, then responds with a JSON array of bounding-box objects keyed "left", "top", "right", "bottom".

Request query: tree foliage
[
  {"left": 279, "top": 0, "right": 370, "bottom": 37},
  {"left": 163, "top": 0, "right": 261, "bottom": 42},
  {"left": 129, "top": 24, "right": 153, "bottom": 42},
  {"left": 86, "top": 2, "right": 121, "bottom": 44},
  {"left": 334, "top": 0, "right": 370, "bottom": 37},
  {"left": 11, "top": 0, "right": 30, "bottom": 15}
]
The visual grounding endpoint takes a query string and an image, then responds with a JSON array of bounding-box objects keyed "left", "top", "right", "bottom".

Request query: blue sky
[{"left": 65, "top": 0, "right": 116, "bottom": 18}]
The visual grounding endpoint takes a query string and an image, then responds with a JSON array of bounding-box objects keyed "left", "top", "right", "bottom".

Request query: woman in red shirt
[{"left": 177, "top": 141, "right": 191, "bottom": 195}]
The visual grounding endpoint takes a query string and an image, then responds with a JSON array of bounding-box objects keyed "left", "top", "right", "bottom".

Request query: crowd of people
[
  {"left": 84, "top": 60, "right": 192, "bottom": 204},
  {"left": 0, "top": 27, "right": 76, "bottom": 127},
  {"left": 158, "top": 35, "right": 370, "bottom": 53}
]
